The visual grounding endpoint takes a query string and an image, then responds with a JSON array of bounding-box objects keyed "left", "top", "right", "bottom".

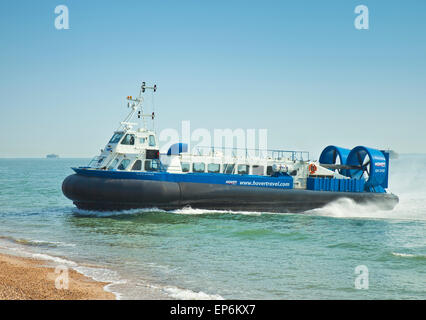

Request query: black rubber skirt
[{"left": 62, "top": 174, "right": 399, "bottom": 213}]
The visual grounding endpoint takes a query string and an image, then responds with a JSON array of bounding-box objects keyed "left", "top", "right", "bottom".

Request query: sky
[{"left": 0, "top": 0, "right": 425, "bottom": 158}]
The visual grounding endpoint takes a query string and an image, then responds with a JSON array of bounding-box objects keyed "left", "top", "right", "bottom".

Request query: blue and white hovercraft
[{"left": 62, "top": 83, "right": 399, "bottom": 212}]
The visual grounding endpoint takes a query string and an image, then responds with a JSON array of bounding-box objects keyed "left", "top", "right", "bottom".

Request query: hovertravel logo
[
  {"left": 375, "top": 162, "right": 386, "bottom": 167},
  {"left": 239, "top": 181, "right": 291, "bottom": 188}
]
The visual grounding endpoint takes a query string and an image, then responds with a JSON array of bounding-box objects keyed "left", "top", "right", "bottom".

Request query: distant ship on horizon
[{"left": 46, "top": 154, "right": 59, "bottom": 159}]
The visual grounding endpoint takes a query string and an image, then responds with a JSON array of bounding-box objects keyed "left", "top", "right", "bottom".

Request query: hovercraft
[{"left": 62, "top": 83, "right": 399, "bottom": 213}]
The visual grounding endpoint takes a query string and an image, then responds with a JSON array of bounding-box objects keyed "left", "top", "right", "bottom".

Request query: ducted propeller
[
  {"left": 352, "top": 151, "right": 371, "bottom": 181},
  {"left": 319, "top": 146, "right": 351, "bottom": 175},
  {"left": 346, "top": 146, "right": 388, "bottom": 192}
]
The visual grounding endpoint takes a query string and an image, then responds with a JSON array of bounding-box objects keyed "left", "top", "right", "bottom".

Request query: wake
[{"left": 308, "top": 154, "right": 426, "bottom": 221}]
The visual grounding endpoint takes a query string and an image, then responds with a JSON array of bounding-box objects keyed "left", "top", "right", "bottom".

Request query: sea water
[{"left": 0, "top": 155, "right": 425, "bottom": 299}]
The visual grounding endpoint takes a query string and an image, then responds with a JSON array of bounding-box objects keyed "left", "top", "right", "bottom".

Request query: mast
[{"left": 117, "top": 82, "right": 157, "bottom": 132}]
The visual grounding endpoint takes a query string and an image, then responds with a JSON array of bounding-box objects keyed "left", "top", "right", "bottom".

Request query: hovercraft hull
[{"left": 62, "top": 174, "right": 399, "bottom": 213}]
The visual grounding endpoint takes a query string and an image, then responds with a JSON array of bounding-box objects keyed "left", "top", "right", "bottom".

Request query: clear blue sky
[{"left": 0, "top": 0, "right": 425, "bottom": 158}]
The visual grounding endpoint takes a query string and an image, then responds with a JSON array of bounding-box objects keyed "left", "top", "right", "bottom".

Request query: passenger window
[
  {"left": 108, "top": 158, "right": 119, "bottom": 170},
  {"left": 145, "top": 159, "right": 161, "bottom": 171},
  {"left": 266, "top": 166, "right": 273, "bottom": 175},
  {"left": 131, "top": 160, "right": 142, "bottom": 170},
  {"left": 208, "top": 163, "right": 220, "bottom": 173},
  {"left": 181, "top": 162, "right": 190, "bottom": 172},
  {"left": 149, "top": 135, "right": 156, "bottom": 147},
  {"left": 152, "top": 160, "right": 161, "bottom": 171},
  {"left": 252, "top": 165, "right": 264, "bottom": 176},
  {"left": 193, "top": 162, "right": 205, "bottom": 173},
  {"left": 117, "top": 159, "right": 131, "bottom": 170},
  {"left": 237, "top": 164, "right": 249, "bottom": 175},
  {"left": 223, "top": 164, "right": 235, "bottom": 174},
  {"left": 121, "top": 134, "right": 135, "bottom": 145}
]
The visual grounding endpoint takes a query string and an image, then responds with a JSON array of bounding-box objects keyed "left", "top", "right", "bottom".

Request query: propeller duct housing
[
  {"left": 319, "top": 146, "right": 351, "bottom": 175},
  {"left": 346, "top": 146, "right": 388, "bottom": 192},
  {"left": 167, "top": 143, "right": 188, "bottom": 155}
]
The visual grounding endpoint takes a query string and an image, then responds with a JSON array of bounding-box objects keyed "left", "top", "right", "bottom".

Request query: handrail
[{"left": 194, "top": 146, "right": 310, "bottom": 161}]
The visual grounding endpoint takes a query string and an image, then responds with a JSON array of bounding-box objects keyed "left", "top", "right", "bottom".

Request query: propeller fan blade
[
  {"left": 361, "top": 157, "right": 370, "bottom": 177},
  {"left": 357, "top": 152, "right": 363, "bottom": 166},
  {"left": 332, "top": 150, "right": 339, "bottom": 173}
]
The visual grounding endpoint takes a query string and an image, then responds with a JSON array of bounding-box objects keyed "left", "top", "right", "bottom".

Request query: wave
[
  {"left": 0, "top": 235, "right": 76, "bottom": 248},
  {"left": 70, "top": 198, "right": 426, "bottom": 222},
  {"left": 31, "top": 253, "right": 78, "bottom": 266},
  {"left": 72, "top": 207, "right": 166, "bottom": 217},
  {"left": 72, "top": 205, "right": 285, "bottom": 218},
  {"left": 391, "top": 252, "right": 426, "bottom": 259},
  {"left": 163, "top": 286, "right": 224, "bottom": 300},
  {"left": 170, "top": 206, "right": 263, "bottom": 216},
  {"left": 73, "top": 265, "right": 127, "bottom": 300},
  {"left": 27, "top": 240, "right": 76, "bottom": 247},
  {"left": 307, "top": 197, "right": 426, "bottom": 221}
]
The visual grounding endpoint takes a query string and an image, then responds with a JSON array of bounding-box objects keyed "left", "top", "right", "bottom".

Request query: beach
[{"left": 0, "top": 253, "right": 115, "bottom": 300}]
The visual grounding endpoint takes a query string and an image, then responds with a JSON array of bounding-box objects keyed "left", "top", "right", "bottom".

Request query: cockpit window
[
  {"left": 109, "top": 132, "right": 124, "bottom": 144},
  {"left": 148, "top": 135, "right": 156, "bottom": 147},
  {"left": 121, "top": 134, "right": 135, "bottom": 145}
]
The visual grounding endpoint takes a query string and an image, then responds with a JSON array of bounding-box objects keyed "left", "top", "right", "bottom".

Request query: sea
[{"left": 0, "top": 155, "right": 425, "bottom": 300}]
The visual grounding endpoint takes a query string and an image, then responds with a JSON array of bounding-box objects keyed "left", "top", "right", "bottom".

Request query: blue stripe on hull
[{"left": 72, "top": 168, "right": 294, "bottom": 190}]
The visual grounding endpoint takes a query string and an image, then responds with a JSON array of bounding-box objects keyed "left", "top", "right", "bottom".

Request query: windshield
[
  {"left": 121, "top": 134, "right": 135, "bottom": 145},
  {"left": 108, "top": 132, "right": 124, "bottom": 144}
]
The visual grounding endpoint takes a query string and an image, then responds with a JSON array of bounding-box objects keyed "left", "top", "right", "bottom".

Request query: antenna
[
  {"left": 141, "top": 82, "right": 157, "bottom": 93},
  {"left": 118, "top": 82, "right": 157, "bottom": 131}
]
